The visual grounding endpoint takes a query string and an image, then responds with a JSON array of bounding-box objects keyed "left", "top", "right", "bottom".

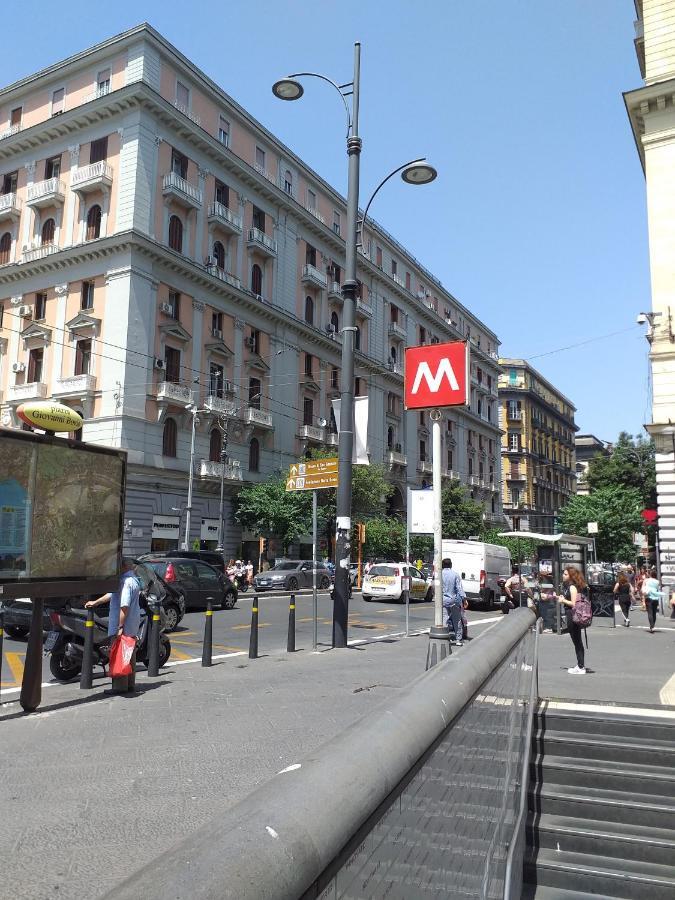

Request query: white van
[{"left": 441, "top": 540, "right": 511, "bottom": 608}]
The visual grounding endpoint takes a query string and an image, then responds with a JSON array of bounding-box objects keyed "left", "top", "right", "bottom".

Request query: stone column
[
  {"left": 195, "top": 167, "right": 208, "bottom": 263},
  {"left": 233, "top": 317, "right": 245, "bottom": 406},
  {"left": 52, "top": 283, "right": 69, "bottom": 383},
  {"left": 66, "top": 144, "right": 80, "bottom": 246},
  {"left": 22, "top": 162, "right": 36, "bottom": 250},
  {"left": 236, "top": 193, "right": 247, "bottom": 283},
  {"left": 191, "top": 299, "right": 205, "bottom": 390}
]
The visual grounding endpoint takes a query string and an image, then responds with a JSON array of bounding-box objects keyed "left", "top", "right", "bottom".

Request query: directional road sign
[
  {"left": 404, "top": 341, "right": 470, "bottom": 410},
  {"left": 286, "top": 457, "right": 339, "bottom": 492}
]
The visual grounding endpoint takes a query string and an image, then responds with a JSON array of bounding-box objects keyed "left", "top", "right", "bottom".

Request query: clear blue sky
[{"left": 3, "top": 1, "right": 650, "bottom": 443}]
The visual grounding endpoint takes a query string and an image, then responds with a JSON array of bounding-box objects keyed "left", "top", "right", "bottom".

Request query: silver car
[{"left": 253, "top": 560, "right": 332, "bottom": 592}]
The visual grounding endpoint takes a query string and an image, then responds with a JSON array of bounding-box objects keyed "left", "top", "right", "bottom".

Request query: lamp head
[
  {"left": 401, "top": 161, "right": 437, "bottom": 185},
  {"left": 272, "top": 79, "right": 304, "bottom": 101}
]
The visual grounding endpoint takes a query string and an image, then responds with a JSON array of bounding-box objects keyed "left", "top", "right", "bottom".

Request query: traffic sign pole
[{"left": 312, "top": 489, "right": 318, "bottom": 652}]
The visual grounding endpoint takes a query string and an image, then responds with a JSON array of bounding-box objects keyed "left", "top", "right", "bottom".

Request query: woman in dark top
[
  {"left": 613, "top": 573, "right": 634, "bottom": 627},
  {"left": 558, "top": 566, "right": 588, "bottom": 675}
]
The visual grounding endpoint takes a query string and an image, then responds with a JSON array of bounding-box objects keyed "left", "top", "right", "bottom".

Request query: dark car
[
  {"left": 144, "top": 557, "right": 237, "bottom": 610},
  {"left": 140, "top": 549, "right": 225, "bottom": 574},
  {"left": 253, "top": 560, "right": 332, "bottom": 592}
]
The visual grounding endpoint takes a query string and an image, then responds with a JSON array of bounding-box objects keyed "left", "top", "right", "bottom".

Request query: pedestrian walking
[
  {"left": 558, "top": 566, "right": 590, "bottom": 675},
  {"left": 442, "top": 557, "right": 466, "bottom": 646},
  {"left": 669, "top": 586, "right": 675, "bottom": 620},
  {"left": 641, "top": 567, "right": 661, "bottom": 633},
  {"left": 504, "top": 565, "right": 529, "bottom": 611},
  {"left": 613, "top": 573, "right": 634, "bottom": 627},
  {"left": 245, "top": 559, "right": 254, "bottom": 586}
]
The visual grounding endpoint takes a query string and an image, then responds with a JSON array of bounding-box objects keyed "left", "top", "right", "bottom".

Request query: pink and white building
[{"left": 0, "top": 24, "right": 503, "bottom": 557}]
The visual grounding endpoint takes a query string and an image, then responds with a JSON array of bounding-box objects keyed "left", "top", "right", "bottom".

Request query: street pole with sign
[{"left": 404, "top": 341, "right": 470, "bottom": 668}]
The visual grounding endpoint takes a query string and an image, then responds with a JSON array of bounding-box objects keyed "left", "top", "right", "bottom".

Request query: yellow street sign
[{"left": 286, "top": 458, "right": 339, "bottom": 491}]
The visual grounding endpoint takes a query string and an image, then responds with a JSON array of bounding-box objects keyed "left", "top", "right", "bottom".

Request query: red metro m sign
[{"left": 404, "top": 341, "right": 470, "bottom": 410}]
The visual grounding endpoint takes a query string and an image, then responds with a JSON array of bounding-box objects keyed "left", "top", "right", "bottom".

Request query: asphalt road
[{"left": 0, "top": 591, "right": 503, "bottom": 696}]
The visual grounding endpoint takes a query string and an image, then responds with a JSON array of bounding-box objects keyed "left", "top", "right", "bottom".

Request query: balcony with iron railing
[
  {"left": 417, "top": 460, "right": 433, "bottom": 474},
  {"left": 173, "top": 102, "right": 201, "bottom": 126},
  {"left": 156, "top": 381, "right": 193, "bottom": 406},
  {"left": 328, "top": 281, "right": 342, "bottom": 300},
  {"left": 388, "top": 321, "right": 406, "bottom": 341},
  {"left": 82, "top": 84, "right": 112, "bottom": 104},
  {"left": 245, "top": 406, "right": 273, "bottom": 428},
  {"left": 23, "top": 243, "right": 60, "bottom": 262},
  {"left": 0, "top": 123, "right": 22, "bottom": 141},
  {"left": 0, "top": 192, "right": 21, "bottom": 222},
  {"left": 8, "top": 382, "right": 48, "bottom": 402},
  {"left": 391, "top": 273, "right": 405, "bottom": 288},
  {"left": 204, "top": 395, "right": 238, "bottom": 416},
  {"left": 71, "top": 161, "right": 113, "bottom": 194},
  {"left": 326, "top": 432, "right": 339, "bottom": 447},
  {"left": 356, "top": 298, "right": 373, "bottom": 318},
  {"left": 298, "top": 424, "right": 326, "bottom": 443},
  {"left": 208, "top": 201, "right": 242, "bottom": 235},
  {"left": 254, "top": 163, "right": 276, "bottom": 185},
  {"left": 26, "top": 178, "right": 66, "bottom": 208},
  {"left": 52, "top": 374, "right": 97, "bottom": 397},
  {"left": 303, "top": 202, "right": 325, "bottom": 225},
  {"left": 247, "top": 227, "right": 277, "bottom": 257},
  {"left": 162, "top": 172, "right": 203, "bottom": 209},
  {"left": 387, "top": 449, "right": 407, "bottom": 467},
  {"left": 301, "top": 264, "right": 328, "bottom": 290},
  {"left": 199, "top": 459, "right": 242, "bottom": 481},
  {"left": 387, "top": 360, "right": 404, "bottom": 376}
]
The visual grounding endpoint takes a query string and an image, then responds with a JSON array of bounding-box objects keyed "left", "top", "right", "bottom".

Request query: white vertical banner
[
  {"left": 331, "top": 396, "right": 369, "bottom": 464},
  {"left": 408, "top": 488, "right": 434, "bottom": 534}
]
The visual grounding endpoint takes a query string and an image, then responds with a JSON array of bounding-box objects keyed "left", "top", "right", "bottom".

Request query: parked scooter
[{"left": 44, "top": 597, "right": 171, "bottom": 682}]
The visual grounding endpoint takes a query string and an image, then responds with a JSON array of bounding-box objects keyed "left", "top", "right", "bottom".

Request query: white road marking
[
  {"left": 659, "top": 672, "right": 675, "bottom": 706},
  {"left": 541, "top": 699, "right": 675, "bottom": 719}
]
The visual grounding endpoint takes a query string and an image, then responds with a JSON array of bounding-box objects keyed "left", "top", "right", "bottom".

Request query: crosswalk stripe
[{"left": 4, "top": 652, "right": 25, "bottom": 687}]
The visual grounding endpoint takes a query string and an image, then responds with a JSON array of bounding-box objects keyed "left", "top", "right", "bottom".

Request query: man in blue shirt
[
  {"left": 86, "top": 558, "right": 142, "bottom": 691},
  {"left": 442, "top": 557, "right": 466, "bottom": 646}
]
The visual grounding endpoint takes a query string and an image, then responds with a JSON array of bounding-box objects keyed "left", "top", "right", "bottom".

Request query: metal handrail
[{"left": 503, "top": 617, "right": 542, "bottom": 900}]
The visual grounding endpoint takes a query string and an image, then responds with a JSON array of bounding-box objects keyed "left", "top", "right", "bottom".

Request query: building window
[
  {"left": 96, "top": 69, "right": 111, "bottom": 96},
  {"left": 390, "top": 305, "right": 399, "bottom": 323},
  {"left": 10, "top": 107, "right": 22, "bottom": 128},
  {"left": 255, "top": 146, "right": 266, "bottom": 170},
  {"left": 330, "top": 311, "right": 339, "bottom": 334},
  {"left": 45, "top": 155, "right": 61, "bottom": 179},
  {"left": 248, "top": 377, "right": 261, "bottom": 408},
  {"left": 303, "top": 397, "right": 314, "bottom": 426},
  {"left": 168, "top": 290, "right": 180, "bottom": 319},
  {"left": 35, "top": 292, "right": 47, "bottom": 321},
  {"left": 419, "top": 440, "right": 426, "bottom": 462},
  {"left": 209, "top": 362, "right": 224, "bottom": 396},
  {"left": 2, "top": 171, "right": 17, "bottom": 194},
  {"left": 387, "top": 426, "right": 394, "bottom": 450},
  {"left": 41, "top": 218, "right": 55, "bottom": 245},
  {"left": 176, "top": 81, "right": 190, "bottom": 109},
  {"left": 251, "top": 264, "right": 263, "bottom": 296},
  {"left": 391, "top": 259, "right": 397, "bottom": 276},
  {"left": 419, "top": 325, "right": 426, "bottom": 344},
  {"left": 252, "top": 205, "right": 265, "bottom": 232},
  {"left": 376, "top": 246, "right": 383, "bottom": 268},
  {"left": 212, "top": 312, "right": 223, "bottom": 333},
  {"left": 215, "top": 179, "right": 229, "bottom": 207},
  {"left": 283, "top": 170, "right": 293, "bottom": 194},
  {"left": 331, "top": 367, "right": 339, "bottom": 389},
  {"left": 447, "top": 449, "right": 453, "bottom": 471},
  {"left": 81, "top": 281, "right": 95, "bottom": 310},
  {"left": 468, "top": 458, "right": 473, "bottom": 476},
  {"left": 86, "top": 204, "right": 102, "bottom": 240},
  {"left": 248, "top": 438, "right": 260, "bottom": 472},
  {"left": 508, "top": 433, "right": 521, "bottom": 452},
  {"left": 354, "top": 326, "right": 361, "bottom": 351},
  {"left": 304, "top": 353, "right": 313, "bottom": 377},
  {"left": 89, "top": 136, "right": 108, "bottom": 164},
  {"left": 51, "top": 88, "right": 65, "bottom": 116},
  {"left": 168, "top": 215, "right": 183, "bottom": 252},
  {"left": 218, "top": 116, "right": 230, "bottom": 146},
  {"left": 329, "top": 408, "right": 337, "bottom": 433},
  {"left": 307, "top": 188, "right": 316, "bottom": 210},
  {"left": 165, "top": 346, "right": 181, "bottom": 384},
  {"left": 213, "top": 241, "right": 225, "bottom": 270},
  {"left": 405, "top": 271, "right": 411, "bottom": 291},
  {"left": 0, "top": 232, "right": 11, "bottom": 264},
  {"left": 355, "top": 377, "right": 362, "bottom": 396},
  {"left": 209, "top": 427, "right": 221, "bottom": 463},
  {"left": 511, "top": 489, "right": 521, "bottom": 507},
  {"left": 304, "top": 295, "right": 314, "bottom": 325},
  {"left": 28, "top": 347, "right": 44, "bottom": 383},
  {"left": 162, "top": 418, "right": 177, "bottom": 458},
  {"left": 171, "top": 149, "right": 188, "bottom": 179},
  {"left": 74, "top": 339, "right": 92, "bottom": 376},
  {"left": 333, "top": 211, "right": 341, "bottom": 235},
  {"left": 305, "top": 243, "right": 316, "bottom": 267}
]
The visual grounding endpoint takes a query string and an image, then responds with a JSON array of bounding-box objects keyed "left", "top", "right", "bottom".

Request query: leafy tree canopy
[
  {"left": 234, "top": 477, "right": 312, "bottom": 553},
  {"left": 558, "top": 485, "right": 642, "bottom": 562},
  {"left": 362, "top": 517, "right": 406, "bottom": 561},
  {"left": 587, "top": 432, "right": 656, "bottom": 509},
  {"left": 442, "top": 480, "right": 484, "bottom": 539}
]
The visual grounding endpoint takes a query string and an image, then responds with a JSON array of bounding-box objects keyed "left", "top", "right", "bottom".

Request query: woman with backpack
[
  {"left": 558, "top": 566, "right": 591, "bottom": 675},
  {"left": 613, "top": 573, "right": 634, "bottom": 627},
  {"left": 641, "top": 566, "right": 661, "bottom": 633}
]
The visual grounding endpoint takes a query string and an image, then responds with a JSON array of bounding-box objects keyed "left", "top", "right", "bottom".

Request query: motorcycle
[{"left": 44, "top": 597, "right": 171, "bottom": 682}]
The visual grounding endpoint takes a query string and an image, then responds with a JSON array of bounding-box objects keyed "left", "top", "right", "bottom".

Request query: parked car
[
  {"left": 140, "top": 549, "right": 225, "bottom": 574},
  {"left": 362, "top": 563, "right": 432, "bottom": 603},
  {"left": 253, "top": 560, "right": 332, "bottom": 592},
  {"left": 143, "top": 557, "right": 237, "bottom": 610}
]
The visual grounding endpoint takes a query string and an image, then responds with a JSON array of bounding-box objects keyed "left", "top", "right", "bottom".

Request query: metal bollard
[
  {"left": 248, "top": 595, "right": 259, "bottom": 659},
  {"left": 202, "top": 600, "right": 213, "bottom": 667},
  {"left": 80, "top": 608, "right": 94, "bottom": 690},
  {"left": 287, "top": 593, "right": 296, "bottom": 653},
  {"left": 147, "top": 600, "right": 161, "bottom": 677},
  {"left": 0, "top": 609, "right": 4, "bottom": 703}
]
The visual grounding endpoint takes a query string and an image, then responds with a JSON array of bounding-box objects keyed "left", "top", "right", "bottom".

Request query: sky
[{"left": 2, "top": 1, "right": 651, "bottom": 443}]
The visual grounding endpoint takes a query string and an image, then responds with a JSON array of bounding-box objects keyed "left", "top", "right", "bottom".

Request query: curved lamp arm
[
  {"left": 358, "top": 158, "right": 429, "bottom": 246},
  {"left": 286, "top": 71, "right": 353, "bottom": 133}
]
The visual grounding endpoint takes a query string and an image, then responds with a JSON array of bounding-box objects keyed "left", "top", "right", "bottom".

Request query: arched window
[
  {"left": 41, "top": 218, "right": 55, "bottom": 245},
  {"left": 86, "top": 204, "right": 101, "bottom": 240},
  {"left": 354, "top": 326, "right": 361, "bottom": 350},
  {"left": 330, "top": 311, "right": 339, "bottom": 334},
  {"left": 209, "top": 427, "right": 221, "bottom": 463},
  {"left": 251, "top": 263, "right": 262, "bottom": 296},
  {"left": 304, "top": 295, "right": 314, "bottom": 324},
  {"left": 0, "top": 232, "right": 10, "bottom": 265},
  {"left": 162, "top": 417, "right": 177, "bottom": 457},
  {"left": 390, "top": 345, "right": 397, "bottom": 362},
  {"left": 284, "top": 169, "right": 293, "bottom": 194},
  {"left": 168, "top": 215, "right": 183, "bottom": 253},
  {"left": 387, "top": 426, "right": 394, "bottom": 450},
  {"left": 249, "top": 438, "right": 260, "bottom": 472},
  {"left": 213, "top": 240, "right": 225, "bottom": 270}
]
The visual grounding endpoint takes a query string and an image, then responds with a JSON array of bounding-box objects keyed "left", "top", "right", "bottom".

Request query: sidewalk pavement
[{"left": 1, "top": 609, "right": 674, "bottom": 900}]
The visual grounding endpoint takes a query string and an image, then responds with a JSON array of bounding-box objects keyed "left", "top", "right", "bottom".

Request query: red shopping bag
[{"left": 109, "top": 634, "right": 136, "bottom": 677}]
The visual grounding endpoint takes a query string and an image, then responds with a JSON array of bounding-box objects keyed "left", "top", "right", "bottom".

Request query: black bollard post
[
  {"left": 287, "top": 593, "right": 296, "bottom": 653},
  {"left": 20, "top": 598, "right": 44, "bottom": 713},
  {"left": 201, "top": 600, "right": 213, "bottom": 667},
  {"left": 148, "top": 600, "right": 161, "bottom": 677},
  {"left": 80, "top": 608, "right": 94, "bottom": 690},
  {"left": 248, "top": 595, "right": 259, "bottom": 659},
  {"left": 0, "top": 608, "right": 4, "bottom": 704}
]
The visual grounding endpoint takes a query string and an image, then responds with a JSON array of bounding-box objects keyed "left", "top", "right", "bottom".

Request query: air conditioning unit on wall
[
  {"left": 159, "top": 302, "right": 173, "bottom": 315},
  {"left": 154, "top": 358, "right": 165, "bottom": 370},
  {"left": 12, "top": 362, "right": 25, "bottom": 373},
  {"left": 18, "top": 305, "right": 32, "bottom": 317}
]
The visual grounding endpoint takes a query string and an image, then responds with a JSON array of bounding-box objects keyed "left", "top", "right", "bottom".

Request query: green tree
[
  {"left": 234, "top": 477, "right": 312, "bottom": 553},
  {"left": 441, "top": 480, "right": 484, "bottom": 539},
  {"left": 480, "top": 527, "right": 540, "bottom": 562},
  {"left": 362, "top": 517, "right": 406, "bottom": 561},
  {"left": 587, "top": 432, "right": 656, "bottom": 508},
  {"left": 558, "top": 485, "right": 642, "bottom": 562}
]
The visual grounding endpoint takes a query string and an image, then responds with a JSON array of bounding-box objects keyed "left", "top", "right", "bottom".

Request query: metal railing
[{"left": 107, "top": 609, "right": 536, "bottom": 900}]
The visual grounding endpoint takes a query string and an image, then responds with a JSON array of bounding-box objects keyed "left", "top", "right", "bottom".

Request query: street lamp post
[
  {"left": 273, "top": 46, "right": 436, "bottom": 648},
  {"left": 183, "top": 403, "right": 198, "bottom": 550}
]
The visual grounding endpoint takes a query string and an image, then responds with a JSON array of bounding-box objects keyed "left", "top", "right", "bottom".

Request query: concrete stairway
[{"left": 522, "top": 704, "right": 675, "bottom": 899}]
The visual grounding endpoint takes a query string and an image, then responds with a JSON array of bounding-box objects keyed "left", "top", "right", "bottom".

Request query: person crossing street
[{"left": 442, "top": 557, "right": 466, "bottom": 647}]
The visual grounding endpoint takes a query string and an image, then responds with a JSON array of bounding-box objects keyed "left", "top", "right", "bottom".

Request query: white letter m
[{"left": 411, "top": 358, "right": 460, "bottom": 394}]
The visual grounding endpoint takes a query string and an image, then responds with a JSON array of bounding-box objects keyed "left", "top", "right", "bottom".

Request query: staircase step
[
  {"left": 524, "top": 848, "right": 675, "bottom": 899},
  {"left": 521, "top": 885, "right": 623, "bottom": 900},
  {"left": 536, "top": 705, "right": 675, "bottom": 744},
  {"left": 528, "top": 812, "right": 675, "bottom": 866},
  {"left": 533, "top": 729, "right": 675, "bottom": 767},
  {"left": 531, "top": 753, "right": 675, "bottom": 797},
  {"left": 528, "top": 784, "right": 675, "bottom": 829}
]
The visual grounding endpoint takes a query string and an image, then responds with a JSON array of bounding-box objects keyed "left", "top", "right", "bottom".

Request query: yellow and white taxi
[{"left": 361, "top": 563, "right": 432, "bottom": 603}]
